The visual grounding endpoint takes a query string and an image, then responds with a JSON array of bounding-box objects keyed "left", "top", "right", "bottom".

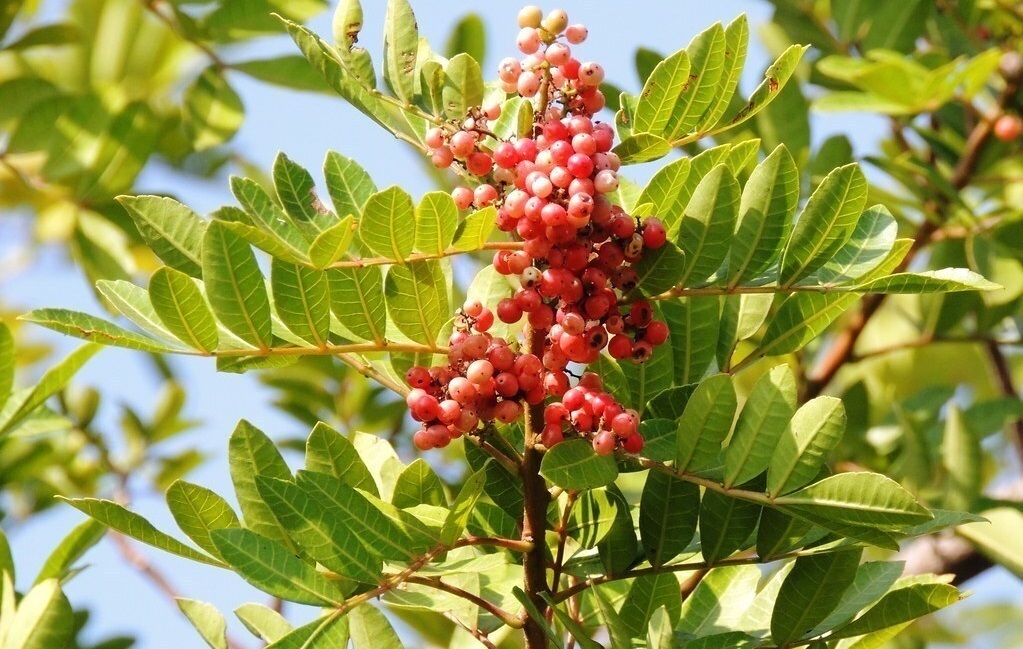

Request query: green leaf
[
  {"left": 727, "top": 145, "right": 798, "bottom": 286},
  {"left": 34, "top": 519, "right": 105, "bottom": 585},
  {"left": 166, "top": 480, "right": 241, "bottom": 561},
  {"left": 446, "top": 13, "right": 485, "bottom": 61},
  {"left": 328, "top": 267, "right": 387, "bottom": 343},
  {"left": 382, "top": 0, "right": 418, "bottom": 103},
  {"left": 664, "top": 22, "right": 726, "bottom": 139},
  {"left": 414, "top": 191, "right": 458, "bottom": 255},
  {"left": 957, "top": 508, "right": 1023, "bottom": 580},
  {"left": 297, "top": 470, "right": 417, "bottom": 562},
  {"left": 2, "top": 579, "right": 73, "bottom": 649},
  {"left": 256, "top": 476, "right": 381, "bottom": 584},
  {"left": 809, "top": 561, "right": 905, "bottom": 636},
  {"left": 19, "top": 309, "right": 175, "bottom": 354},
  {"left": 810, "top": 206, "right": 896, "bottom": 285},
  {"left": 661, "top": 298, "right": 719, "bottom": 385},
  {"left": 359, "top": 186, "right": 416, "bottom": 262},
  {"left": 235, "top": 603, "right": 293, "bottom": 643},
  {"left": 60, "top": 498, "right": 223, "bottom": 567},
  {"left": 184, "top": 66, "right": 244, "bottom": 150},
  {"left": 779, "top": 164, "right": 868, "bottom": 286},
  {"left": 639, "top": 470, "right": 700, "bottom": 566},
  {"left": 305, "top": 423, "right": 378, "bottom": 496},
  {"left": 768, "top": 397, "right": 846, "bottom": 497},
  {"left": 941, "top": 406, "right": 981, "bottom": 511},
  {"left": 714, "top": 45, "right": 808, "bottom": 136},
  {"left": 116, "top": 195, "right": 206, "bottom": 277},
  {"left": 775, "top": 473, "right": 932, "bottom": 529},
  {"left": 392, "top": 459, "right": 447, "bottom": 509},
  {"left": 852, "top": 268, "right": 1001, "bottom": 293},
  {"left": 331, "top": 0, "right": 375, "bottom": 86},
  {"left": 231, "top": 176, "right": 310, "bottom": 256},
  {"left": 724, "top": 365, "right": 797, "bottom": 488},
  {"left": 566, "top": 488, "right": 619, "bottom": 549},
  {"left": 770, "top": 550, "right": 862, "bottom": 645},
  {"left": 676, "top": 565, "right": 761, "bottom": 635},
  {"left": 451, "top": 206, "right": 496, "bottom": 251},
  {"left": 273, "top": 152, "right": 333, "bottom": 234},
  {"left": 233, "top": 56, "right": 330, "bottom": 92},
  {"left": 443, "top": 53, "right": 484, "bottom": 120},
  {"left": 0, "top": 325, "right": 12, "bottom": 409},
  {"left": 830, "top": 583, "right": 960, "bottom": 639},
  {"left": 210, "top": 529, "right": 344, "bottom": 606},
  {"left": 324, "top": 151, "right": 377, "bottom": 222},
  {"left": 633, "top": 241, "right": 685, "bottom": 295},
  {"left": 540, "top": 439, "right": 619, "bottom": 491},
  {"left": 0, "top": 341, "right": 101, "bottom": 436},
  {"left": 633, "top": 49, "right": 691, "bottom": 135},
  {"left": 97, "top": 280, "right": 178, "bottom": 343},
  {"left": 440, "top": 465, "right": 486, "bottom": 546},
  {"left": 676, "top": 374, "right": 736, "bottom": 473},
  {"left": 699, "top": 16, "right": 749, "bottom": 129},
  {"left": 176, "top": 599, "right": 228, "bottom": 649},
  {"left": 266, "top": 612, "right": 350, "bottom": 648},
  {"left": 229, "top": 421, "right": 295, "bottom": 547},
  {"left": 619, "top": 573, "right": 683, "bottom": 637},
  {"left": 271, "top": 260, "right": 330, "bottom": 347},
  {"left": 699, "top": 489, "right": 762, "bottom": 563},
  {"left": 384, "top": 261, "right": 447, "bottom": 345},
  {"left": 149, "top": 267, "right": 219, "bottom": 353},
  {"left": 349, "top": 605, "right": 403, "bottom": 649},
  {"left": 756, "top": 508, "right": 818, "bottom": 560},
  {"left": 308, "top": 216, "right": 357, "bottom": 269},
  {"left": 612, "top": 132, "right": 671, "bottom": 164},
  {"left": 202, "top": 222, "right": 273, "bottom": 349},
  {"left": 677, "top": 164, "right": 740, "bottom": 287},
  {"left": 541, "top": 594, "right": 601, "bottom": 649}
]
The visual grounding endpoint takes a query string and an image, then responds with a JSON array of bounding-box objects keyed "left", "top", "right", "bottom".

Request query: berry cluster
[{"left": 411, "top": 7, "right": 670, "bottom": 456}]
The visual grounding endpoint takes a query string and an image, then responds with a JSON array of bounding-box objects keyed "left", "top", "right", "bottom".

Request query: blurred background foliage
[{"left": 1, "top": 0, "right": 1022, "bottom": 647}]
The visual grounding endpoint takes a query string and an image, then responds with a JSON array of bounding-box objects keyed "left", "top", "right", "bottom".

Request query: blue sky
[{"left": 3, "top": 1, "right": 1015, "bottom": 647}]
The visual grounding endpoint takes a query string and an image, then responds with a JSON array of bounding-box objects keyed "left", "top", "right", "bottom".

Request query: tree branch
[{"left": 326, "top": 242, "right": 523, "bottom": 269}]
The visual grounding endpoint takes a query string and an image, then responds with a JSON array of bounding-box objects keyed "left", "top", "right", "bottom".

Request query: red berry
[
  {"left": 592, "top": 430, "right": 616, "bottom": 455},
  {"left": 994, "top": 114, "right": 1022, "bottom": 142},
  {"left": 644, "top": 320, "right": 670, "bottom": 346},
  {"left": 642, "top": 218, "right": 667, "bottom": 249},
  {"left": 622, "top": 433, "right": 644, "bottom": 454}
]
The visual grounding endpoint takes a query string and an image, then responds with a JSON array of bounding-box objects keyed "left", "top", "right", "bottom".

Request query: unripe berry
[
  {"left": 449, "top": 130, "right": 475, "bottom": 158},
  {"left": 517, "top": 5, "right": 543, "bottom": 28},
  {"left": 437, "top": 399, "right": 462, "bottom": 425},
  {"left": 425, "top": 128, "right": 446, "bottom": 148},
  {"left": 593, "top": 169, "right": 619, "bottom": 193},
  {"left": 542, "top": 9, "right": 569, "bottom": 35},
  {"left": 994, "top": 114, "right": 1023, "bottom": 142}
]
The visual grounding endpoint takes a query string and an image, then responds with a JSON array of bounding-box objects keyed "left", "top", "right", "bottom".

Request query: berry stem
[{"left": 520, "top": 322, "right": 551, "bottom": 649}]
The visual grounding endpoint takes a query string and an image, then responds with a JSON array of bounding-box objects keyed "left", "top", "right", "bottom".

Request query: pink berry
[
  {"left": 593, "top": 430, "right": 616, "bottom": 455},
  {"left": 578, "top": 62, "right": 605, "bottom": 86},
  {"left": 565, "top": 24, "right": 588, "bottom": 44},
  {"left": 517, "top": 28, "right": 542, "bottom": 54}
]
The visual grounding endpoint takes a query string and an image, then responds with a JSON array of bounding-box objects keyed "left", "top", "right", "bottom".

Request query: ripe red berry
[
  {"left": 994, "top": 114, "right": 1023, "bottom": 142},
  {"left": 592, "top": 430, "right": 616, "bottom": 455}
]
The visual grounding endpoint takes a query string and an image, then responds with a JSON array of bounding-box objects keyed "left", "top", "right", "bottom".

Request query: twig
[
  {"left": 406, "top": 576, "right": 523, "bottom": 628},
  {"left": 803, "top": 62, "right": 1023, "bottom": 399},
  {"left": 326, "top": 242, "right": 523, "bottom": 270},
  {"left": 111, "top": 533, "right": 248, "bottom": 649},
  {"left": 983, "top": 340, "right": 1023, "bottom": 465}
]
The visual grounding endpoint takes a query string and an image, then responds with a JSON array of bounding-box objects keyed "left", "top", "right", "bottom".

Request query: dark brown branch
[
  {"left": 520, "top": 324, "right": 551, "bottom": 648},
  {"left": 406, "top": 576, "right": 523, "bottom": 628},
  {"left": 983, "top": 340, "right": 1023, "bottom": 465}
]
